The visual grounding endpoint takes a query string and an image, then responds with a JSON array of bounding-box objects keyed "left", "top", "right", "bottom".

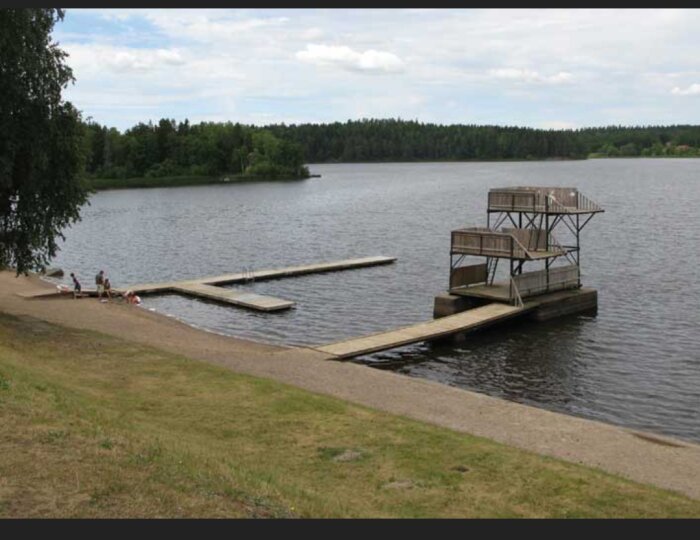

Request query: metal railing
[{"left": 576, "top": 191, "right": 604, "bottom": 212}]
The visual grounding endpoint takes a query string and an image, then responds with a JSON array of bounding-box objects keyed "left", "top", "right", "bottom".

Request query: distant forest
[
  {"left": 81, "top": 119, "right": 700, "bottom": 181},
  {"left": 82, "top": 120, "right": 310, "bottom": 181}
]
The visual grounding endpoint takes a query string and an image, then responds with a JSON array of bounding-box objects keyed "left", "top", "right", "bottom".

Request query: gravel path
[{"left": 2, "top": 270, "right": 699, "bottom": 500}]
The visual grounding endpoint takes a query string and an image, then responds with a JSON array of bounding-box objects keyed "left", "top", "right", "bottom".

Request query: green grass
[
  {"left": 85, "top": 174, "right": 309, "bottom": 191},
  {"left": 0, "top": 312, "right": 698, "bottom": 518}
]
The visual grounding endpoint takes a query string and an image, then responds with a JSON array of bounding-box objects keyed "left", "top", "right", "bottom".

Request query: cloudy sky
[{"left": 53, "top": 8, "right": 700, "bottom": 131}]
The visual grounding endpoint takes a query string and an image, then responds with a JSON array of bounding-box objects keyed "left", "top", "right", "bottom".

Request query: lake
[{"left": 53, "top": 159, "right": 700, "bottom": 443}]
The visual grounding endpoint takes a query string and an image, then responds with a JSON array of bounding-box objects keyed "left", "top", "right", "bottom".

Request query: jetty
[
  {"left": 315, "top": 287, "right": 597, "bottom": 359},
  {"left": 120, "top": 256, "right": 396, "bottom": 295},
  {"left": 315, "top": 303, "right": 525, "bottom": 359},
  {"left": 25, "top": 256, "right": 397, "bottom": 313},
  {"left": 116, "top": 256, "right": 396, "bottom": 312}
]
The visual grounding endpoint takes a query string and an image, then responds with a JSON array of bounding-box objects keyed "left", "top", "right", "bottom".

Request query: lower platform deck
[{"left": 450, "top": 282, "right": 514, "bottom": 302}]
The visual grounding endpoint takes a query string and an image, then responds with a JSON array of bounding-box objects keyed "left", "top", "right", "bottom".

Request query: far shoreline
[
  {"left": 86, "top": 172, "right": 319, "bottom": 191},
  {"left": 87, "top": 155, "right": 700, "bottom": 191}
]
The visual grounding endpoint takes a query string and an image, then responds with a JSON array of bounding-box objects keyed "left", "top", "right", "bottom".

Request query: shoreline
[
  {"left": 86, "top": 173, "right": 314, "bottom": 192},
  {"left": 2, "top": 270, "right": 700, "bottom": 500}
]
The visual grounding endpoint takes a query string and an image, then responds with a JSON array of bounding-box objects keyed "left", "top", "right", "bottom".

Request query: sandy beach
[{"left": 2, "top": 269, "right": 700, "bottom": 500}]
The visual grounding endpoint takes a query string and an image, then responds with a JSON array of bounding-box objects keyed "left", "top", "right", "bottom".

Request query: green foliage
[
  {"left": 245, "top": 131, "right": 308, "bottom": 177},
  {"left": 266, "top": 119, "right": 588, "bottom": 162},
  {"left": 82, "top": 119, "right": 309, "bottom": 182},
  {"left": 81, "top": 118, "right": 700, "bottom": 188},
  {"left": 0, "top": 372, "right": 10, "bottom": 391},
  {"left": 0, "top": 9, "right": 89, "bottom": 274},
  {"left": 578, "top": 125, "right": 700, "bottom": 157}
]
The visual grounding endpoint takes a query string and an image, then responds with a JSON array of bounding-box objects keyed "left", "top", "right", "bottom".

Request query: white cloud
[
  {"left": 671, "top": 84, "right": 700, "bottom": 96},
  {"left": 65, "top": 43, "right": 185, "bottom": 74},
  {"left": 296, "top": 44, "right": 404, "bottom": 74},
  {"left": 300, "top": 27, "right": 325, "bottom": 40},
  {"left": 140, "top": 10, "right": 290, "bottom": 44},
  {"left": 488, "top": 68, "right": 573, "bottom": 84},
  {"left": 54, "top": 8, "right": 700, "bottom": 129},
  {"left": 111, "top": 48, "right": 184, "bottom": 72}
]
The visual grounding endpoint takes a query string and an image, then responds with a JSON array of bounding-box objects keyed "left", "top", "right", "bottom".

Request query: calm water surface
[{"left": 52, "top": 160, "right": 700, "bottom": 442}]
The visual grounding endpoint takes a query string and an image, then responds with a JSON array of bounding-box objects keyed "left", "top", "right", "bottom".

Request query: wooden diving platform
[
  {"left": 172, "top": 283, "right": 294, "bottom": 312},
  {"left": 314, "top": 303, "right": 526, "bottom": 359},
  {"left": 451, "top": 228, "right": 565, "bottom": 261},
  {"left": 488, "top": 187, "right": 604, "bottom": 215}
]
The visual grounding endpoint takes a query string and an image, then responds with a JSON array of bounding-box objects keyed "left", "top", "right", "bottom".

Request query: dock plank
[
  {"left": 196, "top": 256, "right": 397, "bottom": 286},
  {"left": 172, "top": 283, "right": 294, "bottom": 312},
  {"left": 315, "top": 303, "right": 525, "bottom": 359}
]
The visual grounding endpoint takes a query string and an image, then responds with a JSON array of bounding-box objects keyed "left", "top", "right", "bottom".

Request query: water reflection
[{"left": 358, "top": 314, "right": 592, "bottom": 411}]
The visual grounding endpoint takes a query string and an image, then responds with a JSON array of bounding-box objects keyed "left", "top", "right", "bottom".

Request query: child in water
[{"left": 125, "top": 290, "right": 141, "bottom": 305}]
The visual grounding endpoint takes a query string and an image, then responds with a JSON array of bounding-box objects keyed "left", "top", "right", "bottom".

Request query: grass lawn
[{"left": 0, "top": 312, "right": 698, "bottom": 518}]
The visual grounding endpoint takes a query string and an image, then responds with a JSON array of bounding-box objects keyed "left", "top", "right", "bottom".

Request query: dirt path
[{"left": 2, "top": 270, "right": 700, "bottom": 500}]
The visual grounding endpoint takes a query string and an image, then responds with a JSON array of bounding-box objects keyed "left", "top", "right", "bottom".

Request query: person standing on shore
[
  {"left": 103, "top": 277, "right": 112, "bottom": 301},
  {"left": 70, "top": 273, "right": 81, "bottom": 299},
  {"left": 95, "top": 270, "right": 105, "bottom": 299}
]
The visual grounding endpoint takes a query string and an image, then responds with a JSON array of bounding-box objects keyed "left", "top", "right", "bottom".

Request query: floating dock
[
  {"left": 194, "top": 256, "right": 397, "bottom": 287},
  {"left": 25, "top": 256, "right": 397, "bottom": 313},
  {"left": 17, "top": 288, "right": 100, "bottom": 299},
  {"left": 315, "top": 303, "right": 526, "bottom": 359},
  {"left": 171, "top": 283, "right": 294, "bottom": 312},
  {"left": 119, "top": 256, "right": 397, "bottom": 295}
]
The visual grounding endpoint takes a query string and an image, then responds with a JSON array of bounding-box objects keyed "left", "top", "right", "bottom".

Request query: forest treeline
[
  {"left": 82, "top": 118, "right": 700, "bottom": 182},
  {"left": 82, "top": 119, "right": 310, "bottom": 181},
  {"left": 267, "top": 120, "right": 700, "bottom": 161}
]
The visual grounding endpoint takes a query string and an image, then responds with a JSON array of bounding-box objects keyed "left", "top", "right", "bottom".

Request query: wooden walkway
[
  {"left": 119, "top": 256, "right": 397, "bottom": 295},
  {"left": 18, "top": 288, "right": 99, "bottom": 299},
  {"left": 21, "top": 256, "right": 396, "bottom": 313},
  {"left": 314, "top": 302, "right": 526, "bottom": 359},
  {"left": 196, "top": 256, "right": 397, "bottom": 287},
  {"left": 172, "top": 283, "right": 294, "bottom": 312}
]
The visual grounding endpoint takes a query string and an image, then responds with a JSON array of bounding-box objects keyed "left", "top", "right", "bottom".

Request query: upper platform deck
[
  {"left": 451, "top": 227, "right": 565, "bottom": 260},
  {"left": 488, "top": 187, "right": 604, "bottom": 215}
]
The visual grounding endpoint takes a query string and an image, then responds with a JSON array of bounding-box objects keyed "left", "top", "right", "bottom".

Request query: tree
[{"left": 0, "top": 8, "right": 88, "bottom": 274}]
